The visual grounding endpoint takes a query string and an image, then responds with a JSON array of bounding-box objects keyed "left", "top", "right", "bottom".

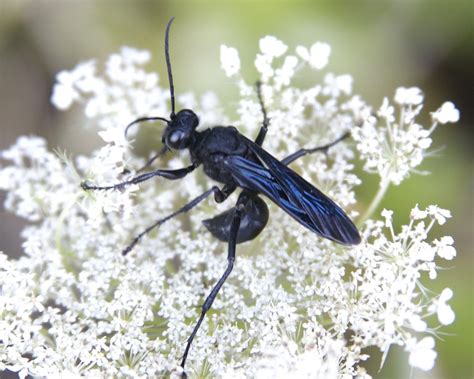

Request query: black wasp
[{"left": 82, "top": 17, "right": 361, "bottom": 376}]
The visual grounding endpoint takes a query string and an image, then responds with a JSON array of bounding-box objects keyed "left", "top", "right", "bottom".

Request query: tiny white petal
[
  {"left": 418, "top": 137, "right": 432, "bottom": 149},
  {"left": 434, "top": 236, "right": 456, "bottom": 260},
  {"left": 381, "top": 209, "right": 393, "bottom": 227},
  {"left": 408, "top": 337, "right": 437, "bottom": 371},
  {"left": 309, "top": 42, "right": 331, "bottom": 69},
  {"left": 439, "top": 287, "right": 453, "bottom": 302},
  {"left": 432, "top": 101, "right": 460, "bottom": 124},
  {"left": 378, "top": 97, "right": 395, "bottom": 122},
  {"left": 51, "top": 83, "right": 78, "bottom": 110},
  {"left": 395, "top": 87, "right": 424, "bottom": 105},
  {"left": 220, "top": 45, "right": 241, "bottom": 77},
  {"left": 438, "top": 304, "right": 455, "bottom": 325},
  {"left": 410, "top": 315, "right": 427, "bottom": 332},
  {"left": 255, "top": 53, "right": 274, "bottom": 79},
  {"left": 410, "top": 204, "right": 427, "bottom": 220},
  {"left": 259, "top": 36, "right": 288, "bottom": 58},
  {"left": 436, "top": 288, "right": 455, "bottom": 325}
]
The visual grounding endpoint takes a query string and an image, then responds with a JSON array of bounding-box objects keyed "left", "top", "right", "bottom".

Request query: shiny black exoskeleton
[
  {"left": 189, "top": 124, "right": 270, "bottom": 243},
  {"left": 81, "top": 17, "right": 361, "bottom": 377}
]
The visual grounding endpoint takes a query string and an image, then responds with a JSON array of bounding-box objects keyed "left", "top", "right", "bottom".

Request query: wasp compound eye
[{"left": 166, "top": 129, "right": 189, "bottom": 149}]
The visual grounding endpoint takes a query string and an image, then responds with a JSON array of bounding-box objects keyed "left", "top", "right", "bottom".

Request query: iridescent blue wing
[{"left": 224, "top": 139, "right": 361, "bottom": 246}]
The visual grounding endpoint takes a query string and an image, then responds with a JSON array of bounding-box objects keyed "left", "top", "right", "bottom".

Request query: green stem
[{"left": 358, "top": 178, "right": 391, "bottom": 227}]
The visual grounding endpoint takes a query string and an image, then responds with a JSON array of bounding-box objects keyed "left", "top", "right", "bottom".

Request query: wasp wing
[{"left": 224, "top": 140, "right": 361, "bottom": 246}]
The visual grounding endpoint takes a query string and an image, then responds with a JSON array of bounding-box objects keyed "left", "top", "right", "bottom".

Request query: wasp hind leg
[{"left": 180, "top": 192, "right": 248, "bottom": 376}]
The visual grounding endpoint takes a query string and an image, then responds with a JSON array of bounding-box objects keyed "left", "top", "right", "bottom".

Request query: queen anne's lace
[{"left": 0, "top": 36, "right": 457, "bottom": 378}]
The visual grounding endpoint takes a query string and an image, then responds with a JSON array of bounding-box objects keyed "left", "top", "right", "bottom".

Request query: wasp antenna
[
  {"left": 124, "top": 116, "right": 170, "bottom": 139},
  {"left": 165, "top": 17, "right": 176, "bottom": 119}
]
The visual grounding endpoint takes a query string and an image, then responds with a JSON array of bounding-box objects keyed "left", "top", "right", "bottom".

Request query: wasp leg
[
  {"left": 180, "top": 192, "right": 247, "bottom": 376},
  {"left": 254, "top": 81, "right": 270, "bottom": 146},
  {"left": 281, "top": 132, "right": 351, "bottom": 165},
  {"left": 122, "top": 185, "right": 227, "bottom": 256},
  {"left": 81, "top": 163, "right": 197, "bottom": 191}
]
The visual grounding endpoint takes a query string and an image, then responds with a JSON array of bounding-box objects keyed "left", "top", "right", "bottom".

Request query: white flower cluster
[
  {"left": 352, "top": 87, "right": 459, "bottom": 186},
  {"left": 0, "top": 36, "right": 457, "bottom": 378},
  {"left": 350, "top": 205, "right": 456, "bottom": 372}
]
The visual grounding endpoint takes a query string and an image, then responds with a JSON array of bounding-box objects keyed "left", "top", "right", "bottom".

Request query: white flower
[
  {"left": 435, "top": 288, "right": 456, "bottom": 325},
  {"left": 377, "top": 97, "right": 395, "bottom": 123},
  {"left": 381, "top": 208, "right": 393, "bottom": 227},
  {"left": 0, "top": 33, "right": 456, "bottom": 378},
  {"left": 410, "top": 204, "right": 427, "bottom": 220},
  {"left": 254, "top": 53, "right": 274, "bottom": 81},
  {"left": 274, "top": 55, "right": 298, "bottom": 88},
  {"left": 220, "top": 45, "right": 241, "bottom": 77},
  {"left": 394, "top": 87, "right": 423, "bottom": 105},
  {"left": 322, "top": 73, "right": 352, "bottom": 97},
  {"left": 51, "top": 80, "right": 80, "bottom": 110},
  {"left": 349, "top": 205, "right": 454, "bottom": 374},
  {"left": 426, "top": 205, "right": 451, "bottom": 225},
  {"left": 408, "top": 337, "right": 437, "bottom": 371},
  {"left": 296, "top": 42, "right": 331, "bottom": 70},
  {"left": 97, "top": 127, "right": 128, "bottom": 147},
  {"left": 409, "top": 315, "right": 427, "bottom": 332},
  {"left": 414, "top": 241, "right": 436, "bottom": 261},
  {"left": 120, "top": 46, "right": 151, "bottom": 64},
  {"left": 433, "top": 236, "right": 456, "bottom": 260},
  {"left": 50, "top": 61, "right": 96, "bottom": 110},
  {"left": 432, "top": 101, "right": 460, "bottom": 124},
  {"left": 259, "top": 36, "right": 287, "bottom": 58},
  {"left": 353, "top": 87, "right": 459, "bottom": 186}
]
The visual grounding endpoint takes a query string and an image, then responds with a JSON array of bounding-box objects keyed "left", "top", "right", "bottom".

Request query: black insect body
[{"left": 82, "top": 17, "right": 361, "bottom": 376}]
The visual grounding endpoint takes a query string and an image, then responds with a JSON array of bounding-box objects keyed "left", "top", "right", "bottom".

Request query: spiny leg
[
  {"left": 180, "top": 192, "right": 248, "bottom": 375},
  {"left": 122, "top": 185, "right": 231, "bottom": 256},
  {"left": 254, "top": 81, "right": 270, "bottom": 146},
  {"left": 281, "top": 131, "right": 351, "bottom": 165},
  {"left": 81, "top": 164, "right": 197, "bottom": 191}
]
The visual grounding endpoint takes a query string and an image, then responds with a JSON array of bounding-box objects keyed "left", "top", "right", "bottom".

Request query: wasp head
[{"left": 162, "top": 109, "right": 199, "bottom": 150}]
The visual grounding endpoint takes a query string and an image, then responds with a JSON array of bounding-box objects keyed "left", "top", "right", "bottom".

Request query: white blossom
[
  {"left": 0, "top": 33, "right": 457, "bottom": 378},
  {"left": 274, "top": 55, "right": 298, "bottom": 89},
  {"left": 353, "top": 88, "right": 455, "bottom": 186},
  {"left": 220, "top": 45, "right": 241, "bottom": 77},
  {"left": 433, "top": 236, "right": 456, "bottom": 260},
  {"left": 408, "top": 337, "right": 437, "bottom": 371},
  {"left": 296, "top": 42, "right": 331, "bottom": 70},
  {"left": 434, "top": 288, "right": 456, "bottom": 325},
  {"left": 51, "top": 60, "right": 96, "bottom": 110},
  {"left": 394, "top": 86, "right": 424, "bottom": 106},
  {"left": 259, "top": 36, "right": 288, "bottom": 58},
  {"left": 377, "top": 97, "right": 395, "bottom": 123},
  {"left": 411, "top": 204, "right": 427, "bottom": 220},
  {"left": 381, "top": 208, "right": 393, "bottom": 227},
  {"left": 432, "top": 101, "right": 460, "bottom": 124},
  {"left": 427, "top": 205, "right": 451, "bottom": 225},
  {"left": 349, "top": 206, "right": 455, "bottom": 372},
  {"left": 322, "top": 73, "right": 353, "bottom": 97}
]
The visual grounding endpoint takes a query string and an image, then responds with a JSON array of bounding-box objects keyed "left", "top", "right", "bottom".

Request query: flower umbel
[{"left": 0, "top": 36, "right": 457, "bottom": 378}]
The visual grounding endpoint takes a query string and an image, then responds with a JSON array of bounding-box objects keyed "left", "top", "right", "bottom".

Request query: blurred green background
[{"left": 0, "top": 1, "right": 472, "bottom": 378}]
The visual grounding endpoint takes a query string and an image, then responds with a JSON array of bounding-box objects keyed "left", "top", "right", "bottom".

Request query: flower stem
[{"left": 358, "top": 178, "right": 391, "bottom": 227}]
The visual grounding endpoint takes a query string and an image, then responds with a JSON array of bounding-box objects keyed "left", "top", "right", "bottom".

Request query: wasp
[{"left": 82, "top": 17, "right": 360, "bottom": 376}]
